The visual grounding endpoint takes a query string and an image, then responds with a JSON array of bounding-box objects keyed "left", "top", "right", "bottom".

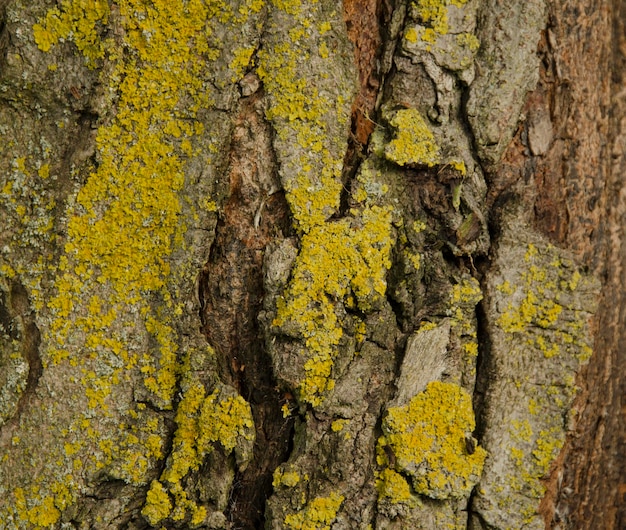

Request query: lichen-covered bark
[
  {"left": 472, "top": 207, "right": 599, "bottom": 529},
  {"left": 0, "top": 1, "right": 260, "bottom": 527},
  {"left": 0, "top": 1, "right": 623, "bottom": 529}
]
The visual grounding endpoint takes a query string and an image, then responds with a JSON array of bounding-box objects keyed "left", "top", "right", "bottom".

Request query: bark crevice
[
  {"left": 0, "top": 280, "right": 41, "bottom": 433},
  {"left": 199, "top": 91, "right": 295, "bottom": 529}
]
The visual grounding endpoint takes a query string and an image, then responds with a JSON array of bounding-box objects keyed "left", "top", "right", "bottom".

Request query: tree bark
[{"left": 0, "top": 1, "right": 622, "bottom": 529}]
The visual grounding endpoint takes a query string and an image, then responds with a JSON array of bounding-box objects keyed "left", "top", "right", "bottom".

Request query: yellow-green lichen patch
[
  {"left": 1, "top": 155, "right": 58, "bottom": 274},
  {"left": 474, "top": 221, "right": 600, "bottom": 528},
  {"left": 455, "top": 32, "right": 480, "bottom": 52},
  {"left": 197, "top": 388, "right": 255, "bottom": 453},
  {"left": 331, "top": 419, "right": 348, "bottom": 432},
  {"left": 379, "top": 381, "right": 486, "bottom": 499},
  {"left": 229, "top": 46, "right": 256, "bottom": 82},
  {"left": 412, "top": 0, "right": 468, "bottom": 36},
  {"left": 413, "top": 0, "right": 457, "bottom": 35},
  {"left": 273, "top": 465, "right": 301, "bottom": 488},
  {"left": 9, "top": 474, "right": 81, "bottom": 529},
  {"left": 7, "top": 0, "right": 259, "bottom": 525},
  {"left": 496, "top": 243, "right": 594, "bottom": 361},
  {"left": 152, "top": 382, "right": 254, "bottom": 525},
  {"left": 405, "top": 26, "right": 420, "bottom": 43},
  {"left": 384, "top": 109, "right": 440, "bottom": 167},
  {"left": 33, "top": 0, "right": 110, "bottom": 65},
  {"left": 508, "top": 427, "right": 564, "bottom": 501},
  {"left": 450, "top": 159, "right": 467, "bottom": 176},
  {"left": 449, "top": 276, "right": 482, "bottom": 379},
  {"left": 273, "top": 205, "right": 394, "bottom": 405},
  {"left": 14, "top": 488, "right": 61, "bottom": 528},
  {"left": 257, "top": 4, "right": 353, "bottom": 233},
  {"left": 256, "top": 41, "right": 342, "bottom": 231},
  {"left": 284, "top": 491, "right": 345, "bottom": 530},
  {"left": 351, "top": 158, "right": 392, "bottom": 207},
  {"left": 506, "top": 404, "right": 567, "bottom": 501},
  {"left": 405, "top": 0, "right": 479, "bottom": 71},
  {"left": 44, "top": 0, "right": 225, "bottom": 410},
  {"left": 376, "top": 469, "right": 415, "bottom": 505},
  {"left": 450, "top": 276, "right": 482, "bottom": 307},
  {"left": 142, "top": 480, "right": 172, "bottom": 527}
]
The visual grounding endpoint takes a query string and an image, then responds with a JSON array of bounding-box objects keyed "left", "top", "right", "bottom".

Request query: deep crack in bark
[
  {"left": 199, "top": 90, "right": 295, "bottom": 529},
  {"left": 5, "top": 280, "right": 41, "bottom": 428}
]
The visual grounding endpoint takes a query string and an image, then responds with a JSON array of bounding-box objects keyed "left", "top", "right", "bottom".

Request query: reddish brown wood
[
  {"left": 343, "top": 0, "right": 384, "bottom": 145},
  {"left": 532, "top": 1, "right": 625, "bottom": 528}
]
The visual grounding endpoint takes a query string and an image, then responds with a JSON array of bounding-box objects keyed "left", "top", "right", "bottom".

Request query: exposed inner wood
[{"left": 199, "top": 91, "right": 295, "bottom": 529}]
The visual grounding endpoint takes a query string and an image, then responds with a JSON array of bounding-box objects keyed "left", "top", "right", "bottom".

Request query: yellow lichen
[
  {"left": 413, "top": 0, "right": 468, "bottom": 35},
  {"left": 496, "top": 243, "right": 593, "bottom": 361},
  {"left": 532, "top": 428, "right": 563, "bottom": 475},
  {"left": 418, "top": 321, "right": 438, "bottom": 332},
  {"left": 511, "top": 419, "right": 533, "bottom": 443},
  {"left": 284, "top": 492, "right": 345, "bottom": 530},
  {"left": 154, "top": 382, "right": 254, "bottom": 523},
  {"left": 37, "top": 163, "right": 50, "bottom": 179},
  {"left": 142, "top": 480, "right": 172, "bottom": 526},
  {"left": 407, "top": 251, "right": 421, "bottom": 270},
  {"left": 257, "top": 38, "right": 343, "bottom": 232},
  {"left": 405, "top": 27, "right": 419, "bottom": 43},
  {"left": 414, "top": 0, "right": 448, "bottom": 34},
  {"left": 198, "top": 391, "right": 255, "bottom": 453},
  {"left": 449, "top": 276, "right": 482, "bottom": 370},
  {"left": 273, "top": 205, "right": 393, "bottom": 405},
  {"left": 376, "top": 469, "right": 415, "bottom": 505},
  {"left": 259, "top": 1, "right": 377, "bottom": 409},
  {"left": 384, "top": 108, "right": 440, "bottom": 167},
  {"left": 492, "top": 241, "right": 597, "bottom": 516},
  {"left": 450, "top": 159, "right": 467, "bottom": 175},
  {"left": 456, "top": 32, "right": 480, "bottom": 52},
  {"left": 33, "top": 0, "right": 110, "bottom": 65},
  {"left": 257, "top": 1, "right": 352, "bottom": 234},
  {"left": 229, "top": 46, "right": 255, "bottom": 82},
  {"left": 451, "top": 277, "right": 482, "bottom": 305},
  {"left": 318, "top": 41, "right": 330, "bottom": 59},
  {"left": 8, "top": 0, "right": 264, "bottom": 524},
  {"left": 13, "top": 487, "right": 66, "bottom": 528},
  {"left": 41, "top": 0, "right": 224, "bottom": 417},
  {"left": 379, "top": 381, "right": 487, "bottom": 499},
  {"left": 407, "top": 0, "right": 479, "bottom": 68},
  {"left": 509, "top": 419, "right": 565, "bottom": 500},
  {"left": 318, "top": 21, "right": 332, "bottom": 34},
  {"left": 412, "top": 220, "right": 427, "bottom": 233},
  {"left": 331, "top": 419, "right": 348, "bottom": 432},
  {"left": 273, "top": 466, "right": 301, "bottom": 488}
]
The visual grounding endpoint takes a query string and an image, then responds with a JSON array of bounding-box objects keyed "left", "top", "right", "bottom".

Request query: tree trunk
[{"left": 0, "top": 1, "right": 623, "bottom": 529}]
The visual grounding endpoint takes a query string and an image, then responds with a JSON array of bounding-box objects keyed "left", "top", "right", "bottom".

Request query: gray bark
[{"left": 0, "top": 1, "right": 623, "bottom": 529}]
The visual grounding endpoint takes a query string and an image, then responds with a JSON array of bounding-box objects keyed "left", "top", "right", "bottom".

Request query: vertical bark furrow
[
  {"left": 343, "top": 0, "right": 384, "bottom": 147},
  {"left": 200, "top": 91, "right": 295, "bottom": 530}
]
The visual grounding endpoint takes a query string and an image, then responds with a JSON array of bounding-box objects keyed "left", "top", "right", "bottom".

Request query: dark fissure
[
  {"left": 199, "top": 91, "right": 295, "bottom": 529},
  {"left": 7, "top": 280, "right": 41, "bottom": 425}
]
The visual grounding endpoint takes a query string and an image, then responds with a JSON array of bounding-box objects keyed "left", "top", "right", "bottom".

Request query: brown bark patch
[
  {"left": 553, "top": 0, "right": 626, "bottom": 527},
  {"left": 524, "top": 2, "right": 623, "bottom": 528},
  {"left": 343, "top": 0, "right": 384, "bottom": 145},
  {"left": 199, "top": 92, "right": 294, "bottom": 529},
  {"left": 530, "top": 3, "right": 611, "bottom": 271}
]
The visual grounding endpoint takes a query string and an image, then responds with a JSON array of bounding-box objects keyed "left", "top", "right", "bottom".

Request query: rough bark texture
[{"left": 0, "top": 1, "right": 623, "bottom": 529}]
